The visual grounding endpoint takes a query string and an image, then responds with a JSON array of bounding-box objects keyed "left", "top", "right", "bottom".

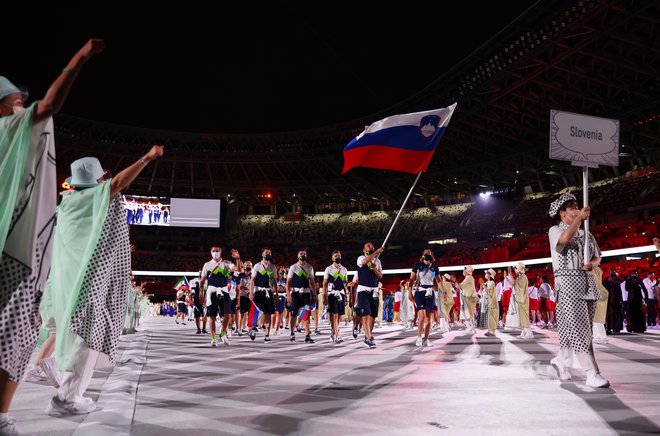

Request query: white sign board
[{"left": 549, "top": 110, "right": 619, "bottom": 167}]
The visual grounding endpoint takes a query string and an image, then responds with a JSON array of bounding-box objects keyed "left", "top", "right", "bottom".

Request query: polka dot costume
[
  {"left": 69, "top": 194, "right": 131, "bottom": 364},
  {"left": 549, "top": 221, "right": 601, "bottom": 370}
]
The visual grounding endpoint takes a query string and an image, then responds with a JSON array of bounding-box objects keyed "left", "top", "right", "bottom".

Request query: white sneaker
[
  {"left": 593, "top": 337, "right": 609, "bottom": 345},
  {"left": 586, "top": 372, "right": 610, "bottom": 388},
  {"left": 0, "top": 416, "right": 19, "bottom": 435},
  {"left": 330, "top": 334, "right": 336, "bottom": 343},
  {"left": 221, "top": 334, "right": 230, "bottom": 346},
  {"left": 423, "top": 338, "right": 432, "bottom": 347},
  {"left": 525, "top": 330, "right": 534, "bottom": 339},
  {"left": 23, "top": 365, "right": 47, "bottom": 383},
  {"left": 45, "top": 395, "right": 97, "bottom": 416},
  {"left": 335, "top": 336, "right": 344, "bottom": 344},
  {"left": 39, "top": 357, "right": 63, "bottom": 388},
  {"left": 415, "top": 336, "right": 423, "bottom": 346},
  {"left": 550, "top": 357, "right": 572, "bottom": 381}
]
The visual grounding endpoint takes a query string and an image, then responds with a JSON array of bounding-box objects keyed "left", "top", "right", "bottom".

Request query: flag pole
[{"left": 381, "top": 171, "right": 423, "bottom": 248}]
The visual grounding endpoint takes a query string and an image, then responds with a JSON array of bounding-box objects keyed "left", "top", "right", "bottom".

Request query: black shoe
[
  {"left": 264, "top": 336, "right": 272, "bottom": 343},
  {"left": 202, "top": 329, "right": 208, "bottom": 334},
  {"left": 250, "top": 330, "right": 256, "bottom": 341},
  {"left": 196, "top": 329, "right": 202, "bottom": 334},
  {"left": 305, "top": 335, "right": 315, "bottom": 344},
  {"left": 285, "top": 326, "right": 289, "bottom": 330},
  {"left": 363, "top": 339, "right": 376, "bottom": 349},
  {"left": 175, "top": 320, "right": 179, "bottom": 324},
  {"left": 290, "top": 334, "right": 296, "bottom": 342},
  {"left": 352, "top": 328, "right": 358, "bottom": 339},
  {"left": 296, "top": 326, "right": 302, "bottom": 333},
  {"left": 314, "top": 329, "right": 320, "bottom": 335}
]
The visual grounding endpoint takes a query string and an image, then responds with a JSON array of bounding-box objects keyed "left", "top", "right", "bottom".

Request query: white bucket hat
[{"left": 66, "top": 157, "right": 105, "bottom": 188}]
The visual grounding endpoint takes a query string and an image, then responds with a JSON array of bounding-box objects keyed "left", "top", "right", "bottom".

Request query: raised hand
[
  {"left": 77, "top": 38, "right": 105, "bottom": 60},
  {"left": 145, "top": 145, "right": 164, "bottom": 160}
]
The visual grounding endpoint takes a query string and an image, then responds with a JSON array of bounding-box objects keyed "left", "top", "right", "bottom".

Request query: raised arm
[
  {"left": 558, "top": 207, "right": 590, "bottom": 245},
  {"left": 34, "top": 39, "right": 105, "bottom": 124},
  {"left": 110, "top": 145, "right": 164, "bottom": 197}
]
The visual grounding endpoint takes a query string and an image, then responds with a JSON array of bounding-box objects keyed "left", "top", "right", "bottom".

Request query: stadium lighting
[{"left": 479, "top": 191, "right": 492, "bottom": 198}]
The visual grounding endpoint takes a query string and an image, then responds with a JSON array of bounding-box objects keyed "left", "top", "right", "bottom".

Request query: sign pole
[{"left": 582, "top": 166, "right": 590, "bottom": 264}]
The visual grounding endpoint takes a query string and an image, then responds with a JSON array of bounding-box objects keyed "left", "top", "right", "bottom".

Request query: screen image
[
  {"left": 170, "top": 198, "right": 221, "bottom": 228},
  {"left": 123, "top": 195, "right": 171, "bottom": 226}
]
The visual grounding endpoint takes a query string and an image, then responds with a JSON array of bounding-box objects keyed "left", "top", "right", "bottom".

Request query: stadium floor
[{"left": 12, "top": 316, "right": 660, "bottom": 436}]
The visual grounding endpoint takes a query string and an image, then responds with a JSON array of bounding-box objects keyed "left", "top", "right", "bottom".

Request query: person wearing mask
[
  {"left": 272, "top": 267, "right": 287, "bottom": 335},
  {"left": 547, "top": 193, "right": 609, "bottom": 388},
  {"left": 409, "top": 250, "right": 440, "bottom": 346},
  {"left": 0, "top": 39, "right": 104, "bottom": 433},
  {"left": 323, "top": 250, "right": 348, "bottom": 343},
  {"left": 286, "top": 249, "right": 317, "bottom": 343},
  {"left": 200, "top": 247, "right": 242, "bottom": 347},
  {"left": 41, "top": 144, "right": 164, "bottom": 416},
  {"left": 354, "top": 243, "right": 384, "bottom": 348},
  {"left": 235, "top": 262, "right": 252, "bottom": 335},
  {"left": 250, "top": 249, "right": 278, "bottom": 343}
]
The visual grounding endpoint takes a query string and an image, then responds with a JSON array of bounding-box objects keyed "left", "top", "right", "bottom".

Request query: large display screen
[
  {"left": 170, "top": 198, "right": 221, "bottom": 228},
  {"left": 123, "top": 195, "right": 171, "bottom": 226},
  {"left": 123, "top": 196, "right": 221, "bottom": 228}
]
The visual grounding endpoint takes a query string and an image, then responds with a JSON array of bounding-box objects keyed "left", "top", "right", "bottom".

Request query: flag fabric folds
[
  {"left": 248, "top": 301, "right": 262, "bottom": 328},
  {"left": 342, "top": 103, "right": 457, "bottom": 174},
  {"left": 173, "top": 276, "right": 190, "bottom": 290},
  {"left": 298, "top": 305, "right": 314, "bottom": 321}
]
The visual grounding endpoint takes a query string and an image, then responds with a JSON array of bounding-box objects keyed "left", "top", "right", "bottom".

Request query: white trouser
[{"left": 57, "top": 341, "right": 100, "bottom": 402}]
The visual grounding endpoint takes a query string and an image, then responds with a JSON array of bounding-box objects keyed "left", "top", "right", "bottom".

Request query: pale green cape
[
  {"left": 0, "top": 103, "right": 37, "bottom": 254},
  {"left": 40, "top": 181, "right": 111, "bottom": 371}
]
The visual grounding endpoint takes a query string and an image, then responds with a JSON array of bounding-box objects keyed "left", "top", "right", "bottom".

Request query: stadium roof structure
[{"left": 52, "top": 0, "right": 659, "bottom": 205}]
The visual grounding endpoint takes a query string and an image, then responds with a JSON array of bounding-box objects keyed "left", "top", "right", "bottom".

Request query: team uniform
[
  {"left": 411, "top": 261, "right": 438, "bottom": 312},
  {"left": 202, "top": 259, "right": 236, "bottom": 318},
  {"left": 275, "top": 279, "right": 286, "bottom": 314},
  {"left": 287, "top": 263, "right": 315, "bottom": 317},
  {"left": 356, "top": 256, "right": 382, "bottom": 317},
  {"left": 252, "top": 261, "right": 278, "bottom": 315},
  {"left": 237, "top": 272, "right": 251, "bottom": 316},
  {"left": 324, "top": 264, "right": 348, "bottom": 315}
]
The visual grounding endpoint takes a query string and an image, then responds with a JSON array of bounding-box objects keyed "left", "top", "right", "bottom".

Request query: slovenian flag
[
  {"left": 342, "top": 104, "right": 457, "bottom": 174},
  {"left": 298, "top": 305, "right": 314, "bottom": 321},
  {"left": 248, "top": 301, "right": 262, "bottom": 328}
]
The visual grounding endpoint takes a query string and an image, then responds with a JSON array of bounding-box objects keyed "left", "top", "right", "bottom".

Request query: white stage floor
[{"left": 12, "top": 317, "right": 660, "bottom": 435}]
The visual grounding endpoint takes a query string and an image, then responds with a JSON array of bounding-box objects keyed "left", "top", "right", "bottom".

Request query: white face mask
[
  {"left": 1, "top": 101, "right": 25, "bottom": 115},
  {"left": 211, "top": 251, "right": 221, "bottom": 259}
]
